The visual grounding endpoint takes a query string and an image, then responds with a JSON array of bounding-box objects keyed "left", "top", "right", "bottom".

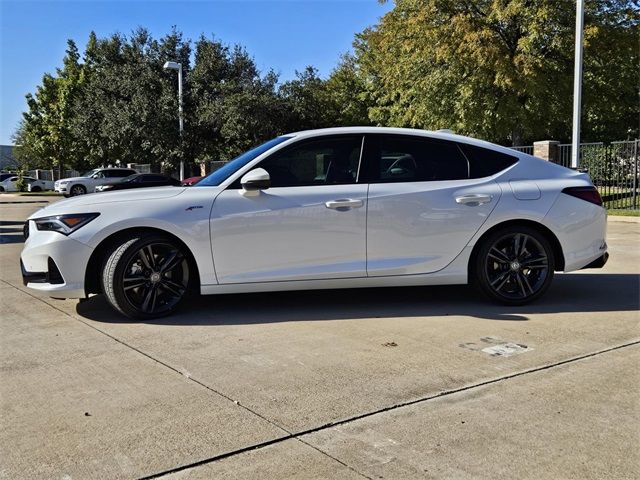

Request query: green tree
[
  {"left": 325, "top": 53, "right": 373, "bottom": 126},
  {"left": 14, "top": 40, "right": 84, "bottom": 174},
  {"left": 70, "top": 28, "right": 191, "bottom": 173},
  {"left": 190, "top": 37, "right": 286, "bottom": 163},
  {"left": 353, "top": 0, "right": 638, "bottom": 145},
  {"left": 280, "top": 66, "right": 338, "bottom": 130}
]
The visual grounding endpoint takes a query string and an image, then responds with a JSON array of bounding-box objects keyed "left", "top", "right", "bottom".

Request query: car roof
[{"left": 287, "top": 126, "right": 520, "bottom": 157}]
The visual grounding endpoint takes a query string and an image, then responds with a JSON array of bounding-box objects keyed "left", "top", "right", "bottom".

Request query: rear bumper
[{"left": 543, "top": 194, "right": 608, "bottom": 272}]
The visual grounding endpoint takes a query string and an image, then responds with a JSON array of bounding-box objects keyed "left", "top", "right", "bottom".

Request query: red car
[{"left": 181, "top": 176, "right": 202, "bottom": 186}]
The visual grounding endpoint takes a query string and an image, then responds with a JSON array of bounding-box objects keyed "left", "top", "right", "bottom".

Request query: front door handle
[
  {"left": 325, "top": 198, "right": 364, "bottom": 210},
  {"left": 455, "top": 194, "right": 493, "bottom": 206}
]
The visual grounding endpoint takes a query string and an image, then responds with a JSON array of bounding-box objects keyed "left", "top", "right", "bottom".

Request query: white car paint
[
  {"left": 366, "top": 178, "right": 502, "bottom": 276},
  {"left": 211, "top": 183, "right": 368, "bottom": 283},
  {"left": 0, "top": 176, "right": 53, "bottom": 192},
  {"left": 21, "top": 127, "right": 607, "bottom": 308}
]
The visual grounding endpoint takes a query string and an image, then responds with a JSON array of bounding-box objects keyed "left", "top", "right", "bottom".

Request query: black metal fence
[
  {"left": 581, "top": 140, "right": 638, "bottom": 210},
  {"left": 512, "top": 140, "right": 639, "bottom": 210}
]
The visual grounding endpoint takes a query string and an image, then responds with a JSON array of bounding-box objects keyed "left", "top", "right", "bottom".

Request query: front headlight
[
  {"left": 58, "top": 180, "right": 69, "bottom": 185},
  {"left": 33, "top": 213, "right": 100, "bottom": 235}
]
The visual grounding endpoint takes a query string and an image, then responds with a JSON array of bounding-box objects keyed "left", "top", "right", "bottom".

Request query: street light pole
[
  {"left": 571, "top": 0, "right": 585, "bottom": 169},
  {"left": 164, "top": 61, "right": 184, "bottom": 180}
]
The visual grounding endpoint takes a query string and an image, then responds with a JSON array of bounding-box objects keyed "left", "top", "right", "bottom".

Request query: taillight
[{"left": 562, "top": 186, "right": 603, "bottom": 206}]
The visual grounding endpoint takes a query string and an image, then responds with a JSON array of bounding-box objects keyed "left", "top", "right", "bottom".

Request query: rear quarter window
[{"left": 460, "top": 144, "right": 518, "bottom": 178}]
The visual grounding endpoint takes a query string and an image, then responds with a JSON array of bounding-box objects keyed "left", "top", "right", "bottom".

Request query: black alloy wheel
[
  {"left": 475, "top": 226, "right": 555, "bottom": 305},
  {"left": 102, "top": 234, "right": 191, "bottom": 319}
]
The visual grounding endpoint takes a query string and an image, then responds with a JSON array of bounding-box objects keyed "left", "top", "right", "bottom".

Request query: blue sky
[{"left": 0, "top": 0, "right": 392, "bottom": 145}]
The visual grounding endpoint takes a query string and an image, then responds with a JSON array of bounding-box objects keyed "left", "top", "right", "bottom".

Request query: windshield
[
  {"left": 196, "top": 136, "right": 292, "bottom": 187},
  {"left": 81, "top": 169, "right": 100, "bottom": 177}
]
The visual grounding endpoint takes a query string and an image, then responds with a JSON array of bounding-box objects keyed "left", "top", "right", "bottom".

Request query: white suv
[{"left": 54, "top": 168, "right": 137, "bottom": 196}]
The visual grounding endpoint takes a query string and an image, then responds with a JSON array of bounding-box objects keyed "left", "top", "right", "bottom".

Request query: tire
[
  {"left": 474, "top": 225, "right": 555, "bottom": 305},
  {"left": 0, "top": 187, "right": 4, "bottom": 192},
  {"left": 101, "top": 234, "right": 192, "bottom": 319},
  {"left": 69, "top": 184, "right": 86, "bottom": 196},
  {"left": 31, "top": 186, "right": 42, "bottom": 192}
]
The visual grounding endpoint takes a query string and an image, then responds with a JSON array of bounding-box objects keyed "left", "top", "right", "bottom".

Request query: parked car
[
  {"left": 0, "top": 175, "right": 53, "bottom": 192},
  {"left": 54, "top": 168, "right": 137, "bottom": 196},
  {"left": 27, "top": 179, "right": 55, "bottom": 192},
  {"left": 21, "top": 127, "right": 608, "bottom": 319},
  {"left": 95, "top": 173, "right": 182, "bottom": 192},
  {"left": 1, "top": 172, "right": 15, "bottom": 183},
  {"left": 181, "top": 176, "right": 202, "bottom": 186}
]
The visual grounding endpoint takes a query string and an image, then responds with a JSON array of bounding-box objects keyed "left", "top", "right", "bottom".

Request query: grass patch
[
  {"left": 18, "top": 192, "right": 62, "bottom": 197},
  {"left": 608, "top": 209, "right": 640, "bottom": 217}
]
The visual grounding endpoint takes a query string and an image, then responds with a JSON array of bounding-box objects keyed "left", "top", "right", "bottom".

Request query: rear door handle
[
  {"left": 455, "top": 194, "right": 493, "bottom": 206},
  {"left": 325, "top": 198, "right": 364, "bottom": 210}
]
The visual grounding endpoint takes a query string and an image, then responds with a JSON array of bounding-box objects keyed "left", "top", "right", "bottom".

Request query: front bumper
[
  {"left": 20, "top": 221, "right": 93, "bottom": 298},
  {"left": 580, "top": 251, "right": 609, "bottom": 269}
]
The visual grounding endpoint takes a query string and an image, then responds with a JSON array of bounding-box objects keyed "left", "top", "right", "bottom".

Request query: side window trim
[
  {"left": 456, "top": 143, "right": 471, "bottom": 179},
  {"left": 355, "top": 135, "right": 366, "bottom": 183}
]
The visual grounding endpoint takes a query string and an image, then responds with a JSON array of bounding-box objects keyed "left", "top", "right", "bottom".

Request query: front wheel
[
  {"left": 474, "top": 226, "right": 555, "bottom": 305},
  {"left": 69, "top": 184, "right": 86, "bottom": 196},
  {"left": 102, "top": 234, "right": 191, "bottom": 319}
]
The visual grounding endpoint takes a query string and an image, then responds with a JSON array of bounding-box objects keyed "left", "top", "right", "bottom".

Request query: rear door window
[{"left": 365, "top": 135, "right": 469, "bottom": 183}]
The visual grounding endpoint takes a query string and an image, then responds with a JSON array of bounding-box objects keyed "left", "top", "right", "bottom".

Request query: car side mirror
[{"left": 240, "top": 168, "right": 270, "bottom": 197}]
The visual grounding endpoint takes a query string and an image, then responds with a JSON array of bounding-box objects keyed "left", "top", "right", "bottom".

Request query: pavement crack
[
  {"left": 4, "top": 279, "right": 638, "bottom": 479},
  {"left": 0, "top": 279, "right": 293, "bottom": 437},
  {"left": 141, "top": 339, "right": 640, "bottom": 479},
  {"left": 294, "top": 437, "right": 374, "bottom": 480}
]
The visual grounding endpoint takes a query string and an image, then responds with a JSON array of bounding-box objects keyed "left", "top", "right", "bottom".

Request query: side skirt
[{"left": 201, "top": 246, "right": 472, "bottom": 296}]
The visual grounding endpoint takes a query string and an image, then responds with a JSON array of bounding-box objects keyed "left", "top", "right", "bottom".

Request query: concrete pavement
[{"left": 1, "top": 198, "right": 638, "bottom": 479}]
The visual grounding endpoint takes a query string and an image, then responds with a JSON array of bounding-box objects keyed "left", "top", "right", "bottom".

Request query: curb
[{"left": 608, "top": 215, "right": 640, "bottom": 224}]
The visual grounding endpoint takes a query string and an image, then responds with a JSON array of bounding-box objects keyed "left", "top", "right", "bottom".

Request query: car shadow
[
  {"left": 0, "top": 221, "right": 25, "bottom": 244},
  {"left": 76, "top": 273, "right": 640, "bottom": 325},
  {"left": 0, "top": 235, "right": 24, "bottom": 244}
]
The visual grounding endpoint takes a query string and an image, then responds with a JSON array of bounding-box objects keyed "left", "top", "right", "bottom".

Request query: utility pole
[
  {"left": 164, "top": 61, "right": 184, "bottom": 180},
  {"left": 571, "top": 0, "right": 585, "bottom": 169}
]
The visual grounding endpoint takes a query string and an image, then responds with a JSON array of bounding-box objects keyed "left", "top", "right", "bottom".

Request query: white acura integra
[{"left": 21, "top": 127, "right": 608, "bottom": 319}]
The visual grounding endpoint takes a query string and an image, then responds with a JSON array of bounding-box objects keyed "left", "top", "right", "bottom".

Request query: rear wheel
[
  {"left": 69, "top": 184, "right": 86, "bottom": 196},
  {"left": 31, "top": 186, "right": 42, "bottom": 192},
  {"left": 474, "top": 226, "right": 555, "bottom": 305},
  {"left": 102, "top": 234, "right": 191, "bottom": 319}
]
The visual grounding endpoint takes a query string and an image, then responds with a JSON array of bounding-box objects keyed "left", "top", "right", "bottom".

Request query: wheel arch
[
  {"left": 468, "top": 219, "right": 565, "bottom": 276},
  {"left": 84, "top": 227, "right": 201, "bottom": 295}
]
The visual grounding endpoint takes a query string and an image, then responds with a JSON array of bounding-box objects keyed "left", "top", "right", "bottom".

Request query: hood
[
  {"left": 56, "top": 176, "right": 87, "bottom": 183},
  {"left": 31, "top": 186, "right": 188, "bottom": 217}
]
